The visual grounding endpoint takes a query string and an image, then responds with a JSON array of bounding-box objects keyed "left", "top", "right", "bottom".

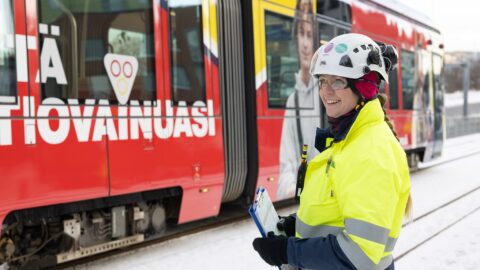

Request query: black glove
[
  {"left": 277, "top": 215, "right": 296, "bottom": 237},
  {"left": 252, "top": 233, "right": 288, "bottom": 266}
]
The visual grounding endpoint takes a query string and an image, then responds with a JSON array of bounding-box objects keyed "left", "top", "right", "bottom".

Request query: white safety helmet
[{"left": 310, "top": 33, "right": 397, "bottom": 83}]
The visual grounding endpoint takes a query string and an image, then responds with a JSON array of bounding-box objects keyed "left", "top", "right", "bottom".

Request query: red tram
[{"left": 0, "top": 0, "right": 444, "bottom": 267}]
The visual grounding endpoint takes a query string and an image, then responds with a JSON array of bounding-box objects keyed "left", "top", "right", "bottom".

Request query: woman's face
[
  {"left": 319, "top": 75, "right": 360, "bottom": 118},
  {"left": 297, "top": 20, "right": 313, "bottom": 73}
]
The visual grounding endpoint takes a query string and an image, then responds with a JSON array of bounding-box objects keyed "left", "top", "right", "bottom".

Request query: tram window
[
  {"left": 317, "top": 0, "right": 352, "bottom": 24},
  {"left": 38, "top": 0, "right": 156, "bottom": 103},
  {"left": 318, "top": 23, "right": 335, "bottom": 46},
  {"left": 336, "top": 28, "right": 350, "bottom": 36},
  {"left": 379, "top": 81, "right": 385, "bottom": 94},
  {"left": 168, "top": 0, "right": 206, "bottom": 105},
  {"left": 401, "top": 50, "right": 415, "bottom": 110},
  {"left": 388, "top": 69, "right": 399, "bottom": 109},
  {"left": 0, "top": 0, "right": 17, "bottom": 103},
  {"left": 264, "top": 12, "right": 298, "bottom": 108}
]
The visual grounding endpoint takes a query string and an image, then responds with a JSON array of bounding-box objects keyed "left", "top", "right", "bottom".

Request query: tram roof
[{"left": 343, "top": 0, "right": 440, "bottom": 33}]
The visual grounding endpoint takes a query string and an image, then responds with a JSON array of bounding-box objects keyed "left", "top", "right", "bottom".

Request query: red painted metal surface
[
  {"left": 0, "top": 0, "right": 225, "bottom": 233},
  {"left": 256, "top": 117, "right": 284, "bottom": 201}
]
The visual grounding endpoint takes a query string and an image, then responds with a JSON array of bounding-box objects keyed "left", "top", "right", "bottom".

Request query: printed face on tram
[
  {"left": 318, "top": 75, "right": 360, "bottom": 118},
  {"left": 297, "top": 19, "right": 314, "bottom": 73}
]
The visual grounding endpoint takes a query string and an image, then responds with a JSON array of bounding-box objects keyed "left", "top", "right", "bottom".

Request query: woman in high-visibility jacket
[{"left": 253, "top": 33, "right": 411, "bottom": 270}]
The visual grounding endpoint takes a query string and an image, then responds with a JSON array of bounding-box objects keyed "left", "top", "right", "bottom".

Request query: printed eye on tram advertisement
[{"left": 0, "top": 0, "right": 444, "bottom": 268}]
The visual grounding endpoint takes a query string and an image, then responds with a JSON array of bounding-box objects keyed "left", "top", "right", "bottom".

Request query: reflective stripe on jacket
[{"left": 293, "top": 99, "right": 410, "bottom": 270}]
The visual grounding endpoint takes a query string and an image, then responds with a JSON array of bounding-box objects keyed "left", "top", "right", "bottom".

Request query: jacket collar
[
  {"left": 346, "top": 98, "right": 384, "bottom": 142},
  {"left": 315, "top": 98, "right": 384, "bottom": 153}
]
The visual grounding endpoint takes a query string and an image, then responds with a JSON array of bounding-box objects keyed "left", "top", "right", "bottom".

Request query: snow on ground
[
  {"left": 394, "top": 133, "right": 480, "bottom": 269},
  {"left": 396, "top": 208, "right": 480, "bottom": 270},
  {"left": 62, "top": 134, "right": 480, "bottom": 270},
  {"left": 445, "top": 90, "right": 480, "bottom": 108}
]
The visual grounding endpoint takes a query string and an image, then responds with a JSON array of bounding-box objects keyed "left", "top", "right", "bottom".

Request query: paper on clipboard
[{"left": 249, "top": 187, "right": 284, "bottom": 237}]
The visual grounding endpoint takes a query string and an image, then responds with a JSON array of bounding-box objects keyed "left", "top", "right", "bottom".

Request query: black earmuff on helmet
[{"left": 376, "top": 42, "right": 398, "bottom": 73}]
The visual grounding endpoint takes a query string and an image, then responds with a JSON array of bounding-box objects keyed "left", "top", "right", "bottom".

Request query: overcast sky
[{"left": 397, "top": 0, "right": 480, "bottom": 52}]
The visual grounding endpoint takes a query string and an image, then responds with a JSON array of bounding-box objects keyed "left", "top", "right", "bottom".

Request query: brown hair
[
  {"left": 293, "top": 0, "right": 317, "bottom": 44},
  {"left": 378, "top": 94, "right": 413, "bottom": 219}
]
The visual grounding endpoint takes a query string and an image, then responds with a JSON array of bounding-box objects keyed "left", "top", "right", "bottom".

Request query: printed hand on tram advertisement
[{"left": 252, "top": 232, "right": 288, "bottom": 266}]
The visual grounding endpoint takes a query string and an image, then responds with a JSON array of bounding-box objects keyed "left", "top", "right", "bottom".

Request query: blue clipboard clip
[{"left": 248, "top": 187, "right": 268, "bottom": 237}]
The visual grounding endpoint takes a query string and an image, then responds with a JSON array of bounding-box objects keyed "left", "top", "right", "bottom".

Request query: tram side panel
[
  {"left": 106, "top": 0, "right": 225, "bottom": 223},
  {"left": 0, "top": 0, "right": 107, "bottom": 236},
  {"left": 352, "top": 1, "right": 416, "bottom": 151},
  {"left": 0, "top": 0, "right": 226, "bottom": 233},
  {"left": 351, "top": 1, "right": 445, "bottom": 163},
  {"left": 154, "top": 0, "right": 224, "bottom": 222},
  {"left": 0, "top": 4, "right": 226, "bottom": 268}
]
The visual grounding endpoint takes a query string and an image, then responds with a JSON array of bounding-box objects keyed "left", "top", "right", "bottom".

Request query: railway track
[
  {"left": 12, "top": 145, "right": 480, "bottom": 269},
  {"left": 417, "top": 149, "right": 480, "bottom": 171},
  {"left": 395, "top": 149, "right": 480, "bottom": 261},
  {"left": 395, "top": 204, "right": 480, "bottom": 261}
]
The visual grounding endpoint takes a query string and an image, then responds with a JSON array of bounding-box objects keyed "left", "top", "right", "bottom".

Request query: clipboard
[
  {"left": 249, "top": 187, "right": 284, "bottom": 237},
  {"left": 249, "top": 187, "right": 286, "bottom": 270}
]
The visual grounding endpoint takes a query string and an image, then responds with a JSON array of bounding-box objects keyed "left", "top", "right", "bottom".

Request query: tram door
[
  {"left": 103, "top": 1, "right": 166, "bottom": 195},
  {"left": 107, "top": 0, "right": 225, "bottom": 224}
]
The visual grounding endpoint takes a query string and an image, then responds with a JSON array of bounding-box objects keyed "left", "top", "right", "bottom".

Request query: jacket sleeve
[
  {"left": 334, "top": 155, "right": 399, "bottom": 269},
  {"left": 287, "top": 235, "right": 357, "bottom": 269}
]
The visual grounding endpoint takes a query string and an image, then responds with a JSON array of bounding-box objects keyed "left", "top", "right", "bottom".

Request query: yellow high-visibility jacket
[{"left": 290, "top": 99, "right": 410, "bottom": 270}]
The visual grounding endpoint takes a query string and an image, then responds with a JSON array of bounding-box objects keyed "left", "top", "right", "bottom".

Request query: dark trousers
[{"left": 385, "top": 261, "right": 395, "bottom": 270}]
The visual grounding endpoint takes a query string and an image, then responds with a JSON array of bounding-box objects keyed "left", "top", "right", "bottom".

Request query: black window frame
[
  {"left": 0, "top": 0, "right": 18, "bottom": 104},
  {"left": 264, "top": 10, "right": 305, "bottom": 109},
  {"left": 316, "top": 0, "right": 352, "bottom": 25},
  {"left": 387, "top": 65, "right": 399, "bottom": 109}
]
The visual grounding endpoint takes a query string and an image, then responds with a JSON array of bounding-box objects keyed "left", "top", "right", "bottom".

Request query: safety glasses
[{"left": 318, "top": 76, "right": 349, "bottom": 91}]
